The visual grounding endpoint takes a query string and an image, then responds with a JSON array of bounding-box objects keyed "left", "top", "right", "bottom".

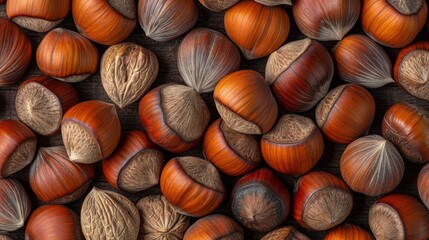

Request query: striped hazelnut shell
[
  {"left": 25, "top": 205, "right": 83, "bottom": 240},
  {"left": 0, "top": 178, "right": 31, "bottom": 232},
  {"left": 36, "top": 28, "right": 99, "bottom": 83},
  {"left": 139, "top": 84, "right": 210, "bottom": 153},
  {"left": 0, "top": 18, "right": 32, "bottom": 87},
  {"left": 61, "top": 100, "right": 121, "bottom": 164},
  {"left": 369, "top": 193, "right": 429, "bottom": 240},
  {"left": 72, "top": 0, "right": 137, "bottom": 45},
  {"left": 266, "top": 38, "right": 334, "bottom": 112},
  {"left": 160, "top": 156, "right": 226, "bottom": 217},
  {"left": 198, "top": 0, "right": 239, "bottom": 12},
  {"left": 15, "top": 76, "right": 78, "bottom": 136},
  {"left": 138, "top": 0, "right": 198, "bottom": 42},
  {"left": 0, "top": 119, "right": 37, "bottom": 178},
  {"left": 177, "top": 27, "right": 241, "bottom": 94},
  {"left": 340, "top": 135, "right": 404, "bottom": 196},
  {"left": 261, "top": 226, "right": 310, "bottom": 240},
  {"left": 262, "top": 114, "right": 324, "bottom": 176},
  {"left": 382, "top": 102, "right": 429, "bottom": 163},
  {"left": 29, "top": 146, "right": 95, "bottom": 204},
  {"left": 6, "top": 0, "right": 70, "bottom": 32},
  {"left": 224, "top": 0, "right": 290, "bottom": 60},
  {"left": 393, "top": 41, "right": 429, "bottom": 101},
  {"left": 293, "top": 171, "right": 353, "bottom": 231},
  {"left": 292, "top": 0, "right": 361, "bottom": 41},
  {"left": 362, "top": 0, "right": 428, "bottom": 48},
  {"left": 334, "top": 34, "right": 394, "bottom": 88},
  {"left": 316, "top": 84, "right": 376, "bottom": 144},
  {"left": 102, "top": 131, "right": 164, "bottom": 193},
  {"left": 324, "top": 224, "right": 374, "bottom": 240},
  {"left": 418, "top": 163, "right": 429, "bottom": 209},
  {"left": 230, "top": 168, "right": 290, "bottom": 232},
  {"left": 203, "top": 118, "right": 262, "bottom": 176},
  {"left": 255, "top": 0, "right": 292, "bottom": 6},
  {"left": 214, "top": 70, "right": 278, "bottom": 135},
  {"left": 184, "top": 214, "right": 244, "bottom": 240}
]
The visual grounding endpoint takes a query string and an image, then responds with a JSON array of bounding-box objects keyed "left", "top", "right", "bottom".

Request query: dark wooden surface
[{"left": 0, "top": 2, "right": 428, "bottom": 239}]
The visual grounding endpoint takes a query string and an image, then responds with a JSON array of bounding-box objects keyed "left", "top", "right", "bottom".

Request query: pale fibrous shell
[
  {"left": 0, "top": 179, "right": 31, "bottom": 232},
  {"left": 334, "top": 34, "right": 394, "bottom": 88},
  {"left": 292, "top": 0, "right": 361, "bottom": 41},
  {"left": 137, "top": 195, "right": 190, "bottom": 240},
  {"left": 81, "top": 188, "right": 140, "bottom": 240},
  {"left": 255, "top": 0, "right": 292, "bottom": 6},
  {"left": 178, "top": 28, "right": 241, "bottom": 93},
  {"left": 198, "top": 0, "right": 239, "bottom": 12},
  {"left": 340, "top": 135, "right": 404, "bottom": 196},
  {"left": 101, "top": 42, "right": 159, "bottom": 108},
  {"left": 138, "top": 0, "right": 198, "bottom": 42},
  {"left": 0, "top": 235, "right": 13, "bottom": 240}
]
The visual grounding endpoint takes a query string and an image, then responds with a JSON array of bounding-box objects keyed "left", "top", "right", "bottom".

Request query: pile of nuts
[{"left": 0, "top": 0, "right": 428, "bottom": 239}]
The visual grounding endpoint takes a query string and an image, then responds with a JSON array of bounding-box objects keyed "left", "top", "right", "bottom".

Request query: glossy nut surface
[{"left": 184, "top": 214, "right": 244, "bottom": 240}]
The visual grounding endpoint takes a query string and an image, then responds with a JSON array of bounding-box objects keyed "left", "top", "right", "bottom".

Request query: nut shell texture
[
  {"left": 0, "top": 179, "right": 31, "bottom": 232},
  {"left": 160, "top": 156, "right": 226, "bottom": 217},
  {"left": 72, "top": 0, "right": 137, "bottom": 45},
  {"left": 81, "top": 188, "right": 140, "bottom": 240},
  {"left": 36, "top": 28, "right": 99, "bottom": 83},
  {"left": 177, "top": 27, "right": 240, "bottom": 93},
  {"left": 25, "top": 205, "right": 83, "bottom": 240},
  {"left": 184, "top": 214, "right": 244, "bottom": 240},
  {"left": 324, "top": 224, "right": 374, "bottom": 240},
  {"left": 255, "top": 0, "right": 292, "bottom": 6},
  {"left": 101, "top": 42, "right": 159, "bottom": 109},
  {"left": 138, "top": 0, "right": 198, "bottom": 42},
  {"left": 224, "top": 0, "right": 290, "bottom": 59},
  {"left": 214, "top": 70, "right": 278, "bottom": 135},
  {"left": 0, "top": 18, "right": 32, "bottom": 87},
  {"left": 261, "top": 226, "right": 310, "bottom": 240},
  {"left": 393, "top": 41, "right": 429, "bottom": 101},
  {"left": 418, "top": 163, "right": 429, "bottom": 209},
  {"left": 137, "top": 195, "right": 190, "bottom": 240},
  {"left": 6, "top": 0, "right": 70, "bottom": 32},
  {"left": 199, "top": 0, "right": 239, "bottom": 12},
  {"left": 340, "top": 135, "right": 404, "bottom": 196}
]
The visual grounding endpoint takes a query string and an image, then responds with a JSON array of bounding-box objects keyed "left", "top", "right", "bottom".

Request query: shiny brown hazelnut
[
  {"left": 261, "top": 226, "right": 310, "bottom": 240},
  {"left": 184, "top": 214, "right": 244, "bottom": 240}
]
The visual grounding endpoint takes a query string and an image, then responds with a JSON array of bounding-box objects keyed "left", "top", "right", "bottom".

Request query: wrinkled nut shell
[
  {"left": 199, "top": 0, "right": 239, "bottom": 12},
  {"left": 101, "top": 42, "right": 159, "bottom": 109},
  {"left": 81, "top": 188, "right": 140, "bottom": 240},
  {"left": 137, "top": 195, "right": 190, "bottom": 240},
  {"left": 0, "top": 178, "right": 31, "bottom": 232}
]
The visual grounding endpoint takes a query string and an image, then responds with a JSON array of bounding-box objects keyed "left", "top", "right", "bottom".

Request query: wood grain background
[{"left": 0, "top": 1, "right": 428, "bottom": 239}]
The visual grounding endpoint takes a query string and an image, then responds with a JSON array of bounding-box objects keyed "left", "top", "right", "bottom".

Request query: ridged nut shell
[
  {"left": 0, "top": 18, "right": 32, "bottom": 87},
  {"left": 203, "top": 118, "right": 262, "bottom": 176},
  {"left": 29, "top": 146, "right": 95, "bottom": 204},
  {"left": 418, "top": 163, "right": 429, "bottom": 209},
  {"left": 255, "top": 0, "right": 292, "bottom": 6},
  {"left": 369, "top": 193, "right": 429, "bottom": 240},
  {"left": 324, "top": 224, "right": 374, "bottom": 240},
  {"left": 184, "top": 214, "right": 244, "bottom": 240},
  {"left": 340, "top": 135, "right": 404, "bottom": 196},
  {"left": 334, "top": 34, "right": 394, "bottom": 88},
  {"left": 261, "top": 226, "right": 310, "bottom": 240},
  {"left": 393, "top": 41, "right": 429, "bottom": 101},
  {"left": 102, "top": 131, "right": 164, "bottom": 193},
  {"left": 137, "top": 195, "right": 190, "bottom": 240},
  {"left": 362, "top": 0, "right": 428, "bottom": 48},
  {"left": 25, "top": 205, "right": 83, "bottom": 240},
  {"left": 0, "top": 235, "right": 13, "bottom": 240},
  {"left": 81, "top": 188, "right": 140, "bottom": 240},
  {"left": 138, "top": 0, "right": 198, "bottom": 42},
  {"left": 139, "top": 84, "right": 210, "bottom": 153},
  {"left": 6, "top": 0, "right": 70, "bottom": 32},
  {"left": 72, "top": 0, "right": 137, "bottom": 45},
  {"left": 178, "top": 27, "right": 240, "bottom": 93},
  {"left": 0, "top": 119, "right": 37, "bottom": 178},
  {"left": 231, "top": 168, "right": 290, "bottom": 232},
  {"left": 15, "top": 76, "right": 79, "bottom": 135},
  {"left": 160, "top": 156, "right": 226, "bottom": 217},
  {"left": 316, "top": 84, "right": 376, "bottom": 144},
  {"left": 198, "top": 0, "right": 239, "bottom": 12},
  {"left": 266, "top": 38, "right": 334, "bottom": 112},
  {"left": 36, "top": 28, "right": 99, "bottom": 83},
  {"left": 382, "top": 102, "right": 429, "bottom": 163},
  {"left": 224, "top": 0, "right": 290, "bottom": 60},
  {"left": 61, "top": 100, "right": 121, "bottom": 164},
  {"left": 214, "top": 70, "right": 278, "bottom": 135},
  {"left": 293, "top": 171, "right": 353, "bottom": 231},
  {"left": 262, "top": 114, "right": 324, "bottom": 176},
  {"left": 292, "top": 0, "right": 361, "bottom": 41},
  {"left": 0, "top": 179, "right": 31, "bottom": 232}
]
